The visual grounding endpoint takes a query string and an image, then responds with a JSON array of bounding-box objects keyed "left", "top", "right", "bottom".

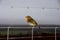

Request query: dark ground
[{"left": 0, "top": 25, "right": 60, "bottom": 40}]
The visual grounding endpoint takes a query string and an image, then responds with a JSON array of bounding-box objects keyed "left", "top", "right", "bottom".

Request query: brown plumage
[{"left": 25, "top": 16, "right": 38, "bottom": 27}]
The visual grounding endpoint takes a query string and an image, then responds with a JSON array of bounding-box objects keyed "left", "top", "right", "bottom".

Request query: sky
[{"left": 0, "top": 0, "right": 60, "bottom": 25}]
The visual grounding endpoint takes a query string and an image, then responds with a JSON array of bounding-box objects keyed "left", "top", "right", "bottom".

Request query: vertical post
[
  {"left": 7, "top": 27, "right": 10, "bottom": 40},
  {"left": 55, "top": 27, "right": 57, "bottom": 40},
  {"left": 32, "top": 27, "right": 34, "bottom": 40}
]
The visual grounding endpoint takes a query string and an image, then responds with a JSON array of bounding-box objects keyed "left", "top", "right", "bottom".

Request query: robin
[{"left": 25, "top": 16, "right": 40, "bottom": 29}]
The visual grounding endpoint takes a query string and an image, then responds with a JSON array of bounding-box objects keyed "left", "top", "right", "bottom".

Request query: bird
[{"left": 25, "top": 16, "right": 40, "bottom": 29}]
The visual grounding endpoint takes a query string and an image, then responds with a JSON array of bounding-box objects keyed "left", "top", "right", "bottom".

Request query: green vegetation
[
  {"left": 0, "top": 31, "right": 7, "bottom": 35},
  {"left": 0, "top": 31, "right": 31, "bottom": 36}
]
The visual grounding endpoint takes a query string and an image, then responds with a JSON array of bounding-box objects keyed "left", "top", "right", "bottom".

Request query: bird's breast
[{"left": 28, "top": 23, "right": 36, "bottom": 26}]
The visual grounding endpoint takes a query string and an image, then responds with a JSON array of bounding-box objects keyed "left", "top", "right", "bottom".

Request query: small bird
[{"left": 25, "top": 16, "right": 40, "bottom": 28}]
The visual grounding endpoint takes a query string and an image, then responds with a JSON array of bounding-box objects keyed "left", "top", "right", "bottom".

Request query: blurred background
[
  {"left": 0, "top": 0, "right": 60, "bottom": 25},
  {"left": 0, "top": 0, "right": 60, "bottom": 40}
]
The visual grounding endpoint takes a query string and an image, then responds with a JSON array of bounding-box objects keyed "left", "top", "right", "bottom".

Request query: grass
[{"left": 0, "top": 31, "right": 32, "bottom": 36}]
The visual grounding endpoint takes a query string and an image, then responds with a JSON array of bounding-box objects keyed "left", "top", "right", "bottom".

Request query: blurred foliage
[{"left": 0, "top": 31, "right": 32, "bottom": 36}]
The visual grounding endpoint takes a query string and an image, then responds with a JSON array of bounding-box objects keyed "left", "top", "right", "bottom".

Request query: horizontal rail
[
  {"left": 0, "top": 27, "right": 58, "bottom": 29},
  {"left": 0, "top": 36, "right": 60, "bottom": 39}
]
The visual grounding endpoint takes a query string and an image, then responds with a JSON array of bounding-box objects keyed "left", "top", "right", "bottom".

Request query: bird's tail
[{"left": 36, "top": 25, "right": 40, "bottom": 33}]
